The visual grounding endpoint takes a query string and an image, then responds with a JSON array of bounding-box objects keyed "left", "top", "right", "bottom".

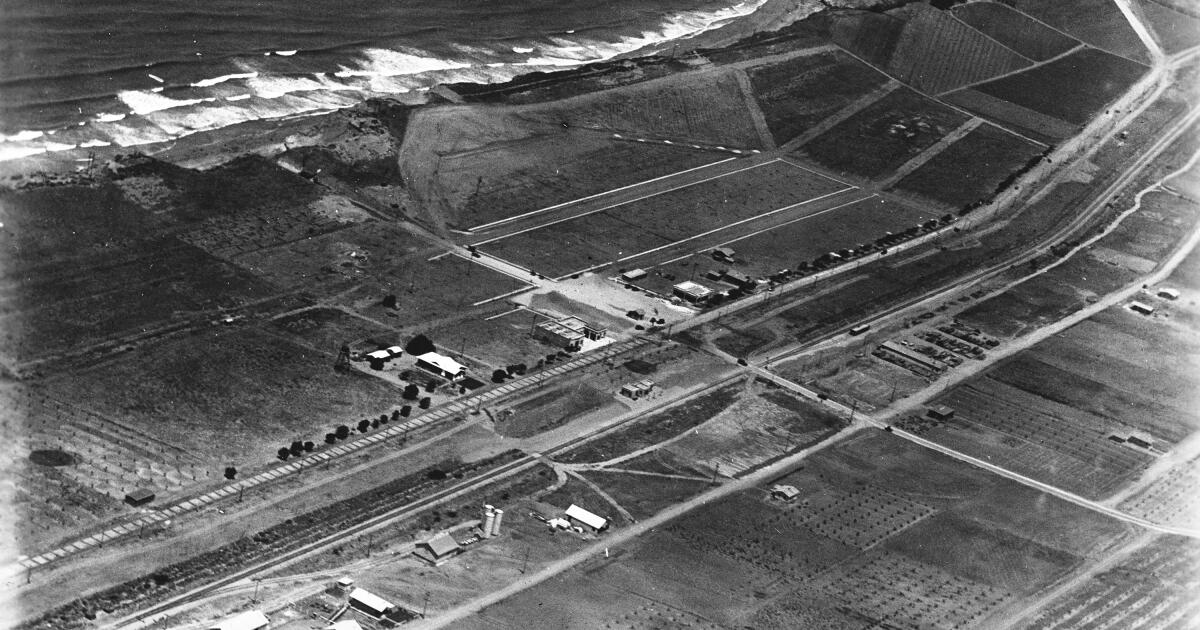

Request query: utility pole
[
  {"left": 251, "top": 578, "right": 262, "bottom": 604},
  {"left": 422, "top": 591, "right": 431, "bottom": 617},
  {"left": 520, "top": 545, "right": 530, "bottom": 574}
]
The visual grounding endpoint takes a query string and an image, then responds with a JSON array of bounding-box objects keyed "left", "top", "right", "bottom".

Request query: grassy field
[
  {"left": 498, "top": 382, "right": 615, "bottom": 438},
  {"left": 746, "top": 49, "right": 891, "bottom": 145},
  {"left": 458, "top": 431, "right": 1131, "bottom": 629},
  {"left": 944, "top": 88, "right": 1081, "bottom": 143},
  {"left": 828, "top": 3, "right": 1030, "bottom": 94},
  {"left": 40, "top": 326, "right": 402, "bottom": 468},
  {"left": 584, "top": 470, "right": 710, "bottom": 520},
  {"left": 271, "top": 307, "right": 396, "bottom": 356},
  {"left": 967, "top": 47, "right": 1147, "bottom": 127},
  {"left": 1000, "top": 0, "right": 1152, "bottom": 62},
  {"left": 952, "top": 2, "right": 1080, "bottom": 61},
  {"left": 796, "top": 88, "right": 970, "bottom": 179},
  {"left": 894, "top": 123, "right": 1045, "bottom": 209},
  {"left": 643, "top": 195, "right": 933, "bottom": 285},
  {"left": 556, "top": 383, "right": 742, "bottom": 464},
  {"left": 480, "top": 159, "right": 848, "bottom": 278}
]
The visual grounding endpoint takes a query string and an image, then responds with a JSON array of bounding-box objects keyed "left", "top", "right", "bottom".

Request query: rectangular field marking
[
  {"left": 472, "top": 159, "right": 782, "bottom": 247},
  {"left": 776, "top": 155, "right": 857, "bottom": 188},
  {"left": 468, "top": 156, "right": 738, "bottom": 232},
  {"left": 557, "top": 185, "right": 857, "bottom": 279}
]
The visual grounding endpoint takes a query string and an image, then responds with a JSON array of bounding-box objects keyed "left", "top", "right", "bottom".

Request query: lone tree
[
  {"left": 303, "top": 441, "right": 314, "bottom": 452},
  {"left": 425, "top": 381, "right": 437, "bottom": 393},
  {"left": 224, "top": 466, "right": 237, "bottom": 480},
  {"left": 289, "top": 440, "right": 304, "bottom": 456},
  {"left": 405, "top": 333, "right": 435, "bottom": 356},
  {"left": 419, "top": 397, "right": 432, "bottom": 409},
  {"left": 325, "top": 432, "right": 337, "bottom": 444},
  {"left": 382, "top": 294, "right": 397, "bottom": 309},
  {"left": 357, "top": 419, "right": 371, "bottom": 433},
  {"left": 491, "top": 369, "right": 508, "bottom": 384},
  {"left": 400, "top": 405, "right": 412, "bottom": 417},
  {"left": 335, "top": 425, "right": 350, "bottom": 440},
  {"left": 391, "top": 410, "right": 401, "bottom": 422},
  {"left": 403, "top": 384, "right": 420, "bottom": 400},
  {"left": 277, "top": 447, "right": 291, "bottom": 461}
]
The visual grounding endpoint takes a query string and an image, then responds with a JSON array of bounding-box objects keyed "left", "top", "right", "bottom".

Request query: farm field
[
  {"left": 956, "top": 47, "right": 1148, "bottom": 127},
  {"left": 951, "top": 2, "right": 1080, "bottom": 61},
  {"left": 1133, "top": 0, "right": 1200, "bottom": 53},
  {"left": 943, "top": 87, "right": 1081, "bottom": 143},
  {"left": 583, "top": 471, "right": 711, "bottom": 521},
  {"left": 746, "top": 49, "right": 890, "bottom": 145},
  {"left": 458, "top": 431, "right": 1131, "bottom": 630},
  {"left": 893, "top": 123, "right": 1045, "bottom": 209},
  {"left": 1000, "top": 0, "right": 1152, "bottom": 62},
  {"left": 555, "top": 382, "right": 742, "bottom": 464},
  {"left": 479, "top": 159, "right": 849, "bottom": 279},
  {"left": 638, "top": 195, "right": 933, "bottom": 289},
  {"left": 271, "top": 307, "right": 397, "bottom": 356},
  {"left": 905, "top": 377, "right": 1157, "bottom": 499},
  {"left": 1022, "top": 535, "right": 1200, "bottom": 629},
  {"left": 828, "top": 3, "right": 1030, "bottom": 94},
  {"left": 497, "top": 381, "right": 616, "bottom": 438},
  {"left": 796, "top": 88, "right": 970, "bottom": 180}
]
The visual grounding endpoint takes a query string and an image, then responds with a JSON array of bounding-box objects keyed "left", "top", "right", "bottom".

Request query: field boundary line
[
  {"left": 466, "top": 156, "right": 737, "bottom": 232},
  {"left": 554, "top": 185, "right": 857, "bottom": 280},
  {"left": 471, "top": 159, "right": 775, "bottom": 247},
  {"left": 780, "top": 80, "right": 901, "bottom": 152},
  {"left": 936, "top": 43, "right": 1084, "bottom": 98},
  {"left": 733, "top": 68, "right": 777, "bottom": 150},
  {"left": 880, "top": 118, "right": 984, "bottom": 188}
]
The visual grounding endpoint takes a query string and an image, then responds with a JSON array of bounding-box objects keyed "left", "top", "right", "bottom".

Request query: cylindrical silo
[
  {"left": 481, "top": 505, "right": 495, "bottom": 538},
  {"left": 491, "top": 509, "right": 504, "bottom": 537}
]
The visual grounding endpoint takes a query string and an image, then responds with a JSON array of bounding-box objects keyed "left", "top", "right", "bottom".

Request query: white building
[
  {"left": 415, "top": 352, "right": 468, "bottom": 380},
  {"left": 209, "top": 610, "right": 269, "bottom": 630},
  {"left": 349, "top": 587, "right": 395, "bottom": 618},
  {"left": 565, "top": 504, "right": 608, "bottom": 533}
]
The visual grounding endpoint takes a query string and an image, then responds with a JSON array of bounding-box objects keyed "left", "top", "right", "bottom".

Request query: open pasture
[
  {"left": 796, "top": 88, "right": 970, "bottom": 180},
  {"left": 894, "top": 123, "right": 1045, "bottom": 209},
  {"left": 1000, "top": 0, "right": 1152, "bottom": 62},
  {"left": 746, "top": 49, "right": 891, "bottom": 145},
  {"left": 1134, "top": 0, "right": 1200, "bottom": 54},
  {"left": 479, "top": 159, "right": 850, "bottom": 279},
  {"left": 952, "top": 2, "right": 1080, "bottom": 61}
]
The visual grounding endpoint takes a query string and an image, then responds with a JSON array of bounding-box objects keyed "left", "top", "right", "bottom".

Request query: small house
[
  {"left": 349, "top": 587, "right": 395, "bottom": 618},
  {"left": 723, "top": 269, "right": 756, "bottom": 291},
  {"left": 712, "top": 246, "right": 736, "bottom": 262},
  {"left": 771, "top": 485, "right": 801, "bottom": 501},
  {"left": 1157, "top": 287, "right": 1180, "bottom": 300},
  {"left": 125, "top": 488, "right": 155, "bottom": 507},
  {"left": 927, "top": 405, "right": 955, "bottom": 420},
  {"left": 209, "top": 610, "right": 269, "bottom": 630},
  {"left": 385, "top": 345, "right": 404, "bottom": 357},
  {"left": 619, "top": 380, "right": 656, "bottom": 400},
  {"left": 365, "top": 349, "right": 392, "bottom": 362},
  {"left": 334, "top": 576, "right": 354, "bottom": 594},
  {"left": 415, "top": 352, "right": 468, "bottom": 380},
  {"left": 620, "top": 269, "right": 648, "bottom": 281},
  {"left": 565, "top": 504, "right": 608, "bottom": 533}
]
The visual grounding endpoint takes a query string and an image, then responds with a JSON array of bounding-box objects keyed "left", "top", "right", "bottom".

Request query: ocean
[{"left": 0, "top": 0, "right": 772, "bottom": 162}]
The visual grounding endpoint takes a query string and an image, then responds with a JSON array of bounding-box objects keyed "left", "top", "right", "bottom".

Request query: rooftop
[
  {"left": 565, "top": 504, "right": 607, "bottom": 530},
  {"left": 416, "top": 352, "right": 467, "bottom": 375},
  {"left": 209, "top": 610, "right": 269, "bottom": 630},
  {"left": 424, "top": 531, "right": 461, "bottom": 557},
  {"left": 349, "top": 587, "right": 395, "bottom": 613}
]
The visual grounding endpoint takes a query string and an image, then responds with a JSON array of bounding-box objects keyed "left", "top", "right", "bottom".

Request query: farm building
[
  {"left": 621, "top": 269, "right": 648, "bottom": 281},
  {"left": 349, "top": 587, "right": 395, "bottom": 618},
  {"left": 565, "top": 504, "right": 608, "bottom": 533},
  {"left": 1128, "top": 435, "right": 1153, "bottom": 449},
  {"left": 125, "top": 488, "right": 155, "bottom": 507},
  {"left": 927, "top": 405, "right": 955, "bottom": 420},
  {"left": 619, "top": 380, "right": 656, "bottom": 400},
  {"left": 414, "top": 531, "right": 462, "bottom": 565},
  {"left": 712, "top": 246, "right": 736, "bottom": 261},
  {"left": 334, "top": 576, "right": 354, "bottom": 594},
  {"left": 771, "top": 484, "right": 801, "bottom": 501},
  {"left": 1129, "top": 301, "right": 1156, "bottom": 315},
  {"left": 1157, "top": 287, "right": 1180, "bottom": 300},
  {"left": 536, "top": 315, "right": 607, "bottom": 350},
  {"left": 723, "top": 269, "right": 756, "bottom": 291},
  {"left": 208, "top": 610, "right": 269, "bottom": 630},
  {"left": 673, "top": 280, "right": 713, "bottom": 303},
  {"left": 365, "top": 349, "right": 391, "bottom": 362},
  {"left": 326, "top": 620, "right": 365, "bottom": 630},
  {"left": 415, "top": 352, "right": 468, "bottom": 380},
  {"left": 874, "top": 341, "right": 946, "bottom": 375}
]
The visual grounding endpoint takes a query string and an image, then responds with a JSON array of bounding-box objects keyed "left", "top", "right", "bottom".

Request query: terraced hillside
[{"left": 829, "top": 3, "right": 1031, "bottom": 95}]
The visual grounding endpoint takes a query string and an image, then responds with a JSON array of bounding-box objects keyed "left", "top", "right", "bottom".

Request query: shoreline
[{"left": 0, "top": 0, "right": 904, "bottom": 184}]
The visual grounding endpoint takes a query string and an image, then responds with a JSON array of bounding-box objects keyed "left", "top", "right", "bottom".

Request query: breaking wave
[{"left": 0, "top": 0, "right": 769, "bottom": 163}]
